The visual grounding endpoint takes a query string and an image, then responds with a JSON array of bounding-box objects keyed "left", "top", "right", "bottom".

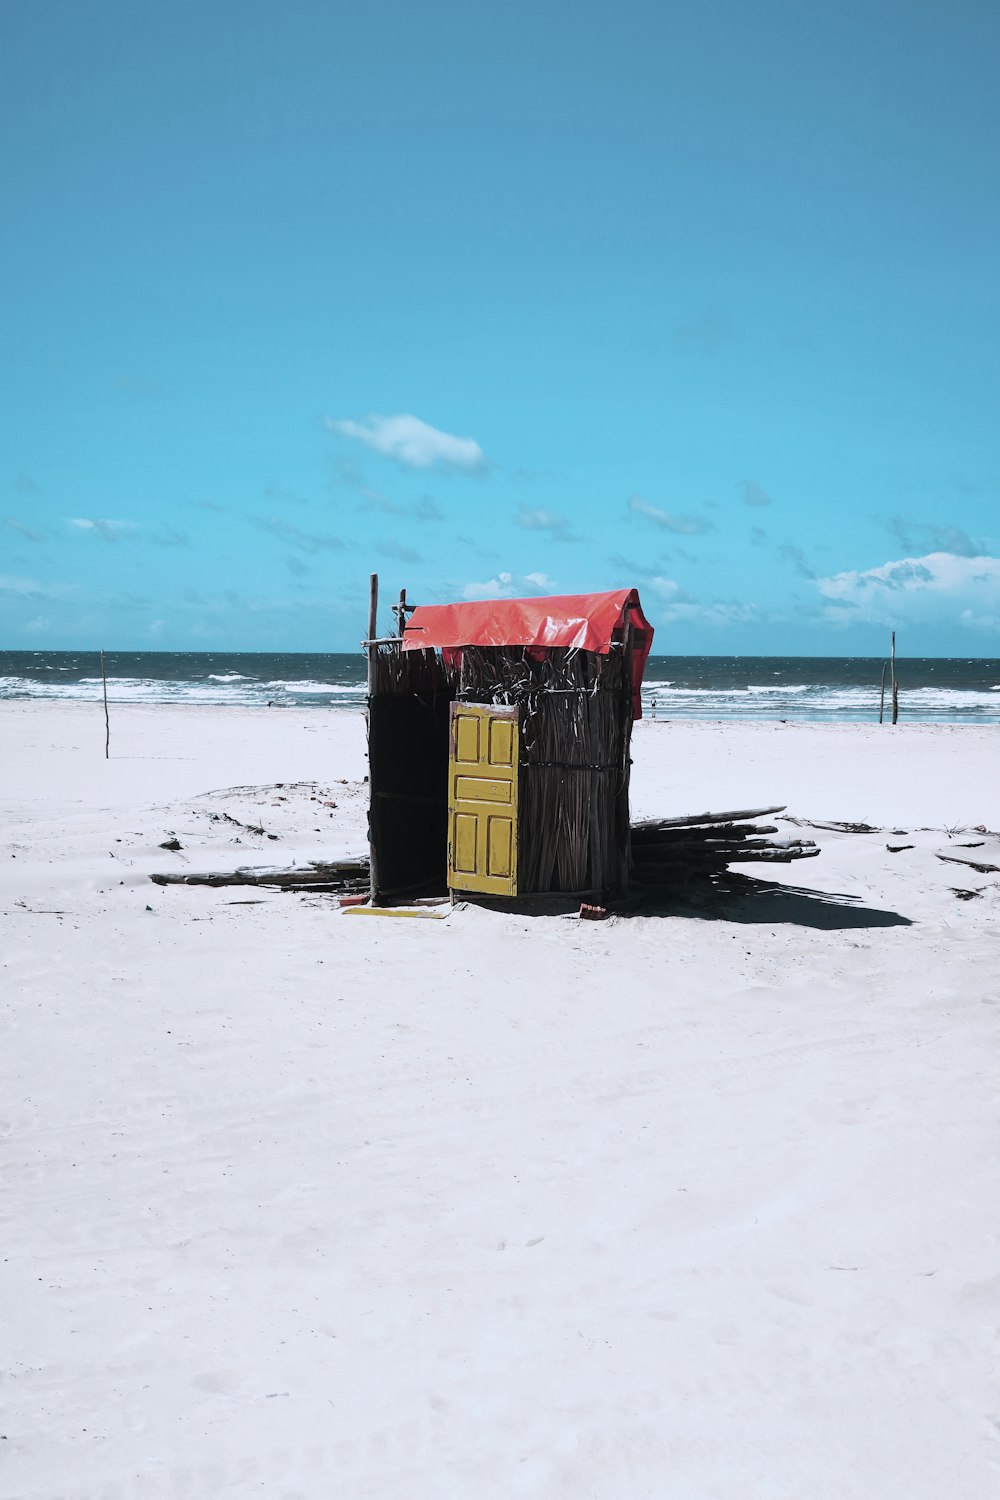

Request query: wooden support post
[
  {"left": 392, "top": 586, "right": 407, "bottom": 637},
  {"left": 100, "top": 649, "right": 110, "bottom": 759},
  {"left": 890, "top": 629, "right": 898, "bottom": 726},
  {"left": 366, "top": 573, "right": 379, "bottom": 690},
  {"left": 367, "top": 573, "right": 379, "bottom": 904},
  {"left": 879, "top": 661, "right": 887, "bottom": 724}
]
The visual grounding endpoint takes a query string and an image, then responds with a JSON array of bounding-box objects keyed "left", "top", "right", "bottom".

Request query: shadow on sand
[
  {"left": 477, "top": 876, "right": 913, "bottom": 929},
  {"left": 627, "top": 873, "right": 913, "bottom": 930}
]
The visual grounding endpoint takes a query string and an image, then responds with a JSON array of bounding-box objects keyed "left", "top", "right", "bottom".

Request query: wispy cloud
[
  {"left": 777, "top": 543, "right": 816, "bottom": 579},
  {"left": 4, "top": 516, "right": 46, "bottom": 542},
  {"left": 13, "top": 473, "right": 41, "bottom": 495},
  {"left": 331, "top": 457, "right": 405, "bottom": 515},
  {"left": 674, "top": 310, "right": 734, "bottom": 354},
  {"left": 457, "top": 534, "right": 500, "bottom": 561},
  {"left": 114, "top": 372, "right": 165, "bottom": 399},
  {"left": 377, "top": 539, "right": 423, "bottom": 565},
  {"left": 332, "top": 456, "right": 448, "bottom": 524},
  {"left": 327, "top": 413, "right": 489, "bottom": 473},
  {"left": 194, "top": 499, "right": 229, "bottom": 513},
  {"left": 610, "top": 551, "right": 672, "bottom": 577},
  {"left": 628, "top": 495, "right": 714, "bottom": 536},
  {"left": 68, "top": 518, "right": 137, "bottom": 541},
  {"left": 254, "top": 517, "right": 348, "bottom": 554},
  {"left": 817, "top": 551, "right": 1000, "bottom": 630},
  {"left": 659, "top": 600, "right": 756, "bottom": 626},
  {"left": 887, "top": 516, "right": 986, "bottom": 558},
  {"left": 461, "top": 570, "right": 553, "bottom": 601},
  {"left": 516, "top": 507, "right": 577, "bottom": 543},
  {"left": 264, "top": 482, "right": 309, "bottom": 508},
  {"left": 640, "top": 575, "right": 697, "bottom": 604},
  {"left": 415, "top": 496, "right": 446, "bottom": 522},
  {"left": 741, "top": 480, "right": 773, "bottom": 508},
  {"left": 0, "top": 574, "right": 71, "bottom": 598},
  {"left": 511, "top": 465, "right": 568, "bottom": 483}
]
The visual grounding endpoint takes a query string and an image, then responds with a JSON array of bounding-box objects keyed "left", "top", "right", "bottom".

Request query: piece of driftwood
[
  {"left": 780, "top": 817, "right": 881, "bottom": 834},
  {"left": 150, "top": 859, "right": 370, "bottom": 893},
  {"left": 632, "top": 805, "right": 786, "bottom": 831},
  {"left": 935, "top": 854, "right": 1000, "bottom": 875},
  {"left": 211, "top": 811, "right": 267, "bottom": 835}
]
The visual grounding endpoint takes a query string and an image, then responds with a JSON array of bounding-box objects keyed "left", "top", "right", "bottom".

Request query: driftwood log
[
  {"left": 150, "top": 859, "right": 370, "bottom": 894},
  {"left": 935, "top": 853, "right": 1000, "bottom": 875}
]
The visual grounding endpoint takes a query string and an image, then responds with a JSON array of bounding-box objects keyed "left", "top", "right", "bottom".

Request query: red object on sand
[
  {"left": 401, "top": 589, "right": 654, "bottom": 716},
  {"left": 579, "top": 902, "right": 608, "bottom": 920}
]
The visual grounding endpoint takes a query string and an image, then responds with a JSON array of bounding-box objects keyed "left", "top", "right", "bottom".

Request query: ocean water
[{"left": 2, "top": 651, "right": 1000, "bottom": 723}]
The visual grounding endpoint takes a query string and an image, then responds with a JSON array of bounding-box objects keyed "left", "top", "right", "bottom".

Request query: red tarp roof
[{"left": 401, "top": 588, "right": 654, "bottom": 716}]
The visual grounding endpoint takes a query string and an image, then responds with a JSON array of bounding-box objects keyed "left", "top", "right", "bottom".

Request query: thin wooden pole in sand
[
  {"left": 890, "top": 629, "right": 899, "bottom": 725},
  {"left": 100, "top": 649, "right": 110, "bottom": 758},
  {"left": 879, "top": 662, "right": 887, "bottom": 723},
  {"left": 367, "top": 573, "right": 379, "bottom": 904}
]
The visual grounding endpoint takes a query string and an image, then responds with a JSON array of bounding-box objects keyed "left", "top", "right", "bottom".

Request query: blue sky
[{"left": 2, "top": 0, "right": 999, "bottom": 655}]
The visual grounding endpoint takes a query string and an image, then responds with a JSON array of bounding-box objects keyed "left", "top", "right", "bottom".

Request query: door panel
[{"left": 448, "top": 704, "right": 519, "bottom": 895}]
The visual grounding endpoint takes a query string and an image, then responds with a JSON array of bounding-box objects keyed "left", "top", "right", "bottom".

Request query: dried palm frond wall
[
  {"left": 369, "top": 642, "right": 451, "bottom": 698},
  {"left": 456, "top": 645, "right": 635, "bottom": 895}
]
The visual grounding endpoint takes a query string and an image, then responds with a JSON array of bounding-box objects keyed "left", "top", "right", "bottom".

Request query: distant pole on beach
[
  {"left": 879, "top": 663, "right": 887, "bottom": 723},
  {"left": 100, "top": 649, "right": 110, "bottom": 758},
  {"left": 890, "top": 630, "right": 899, "bottom": 725}
]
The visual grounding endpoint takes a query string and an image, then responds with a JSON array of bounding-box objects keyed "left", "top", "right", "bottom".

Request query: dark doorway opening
[{"left": 368, "top": 693, "right": 451, "bottom": 898}]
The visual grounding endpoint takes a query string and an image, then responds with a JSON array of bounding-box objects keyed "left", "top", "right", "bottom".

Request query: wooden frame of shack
[{"left": 364, "top": 577, "right": 653, "bottom": 903}]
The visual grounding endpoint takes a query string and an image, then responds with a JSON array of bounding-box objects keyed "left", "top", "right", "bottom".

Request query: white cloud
[
  {"left": 817, "top": 551, "right": 1000, "bottom": 631},
  {"left": 327, "top": 413, "right": 488, "bottom": 473},
  {"left": 461, "top": 570, "right": 554, "bottom": 600},
  {"left": 628, "top": 495, "right": 714, "bottom": 535},
  {"left": 69, "top": 518, "right": 136, "bottom": 541},
  {"left": 641, "top": 575, "right": 695, "bottom": 603}
]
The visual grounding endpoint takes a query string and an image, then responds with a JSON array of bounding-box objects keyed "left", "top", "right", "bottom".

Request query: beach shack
[{"left": 364, "top": 580, "right": 653, "bottom": 903}]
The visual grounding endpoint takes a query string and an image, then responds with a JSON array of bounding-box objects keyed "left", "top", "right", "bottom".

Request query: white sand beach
[{"left": 2, "top": 702, "right": 998, "bottom": 1498}]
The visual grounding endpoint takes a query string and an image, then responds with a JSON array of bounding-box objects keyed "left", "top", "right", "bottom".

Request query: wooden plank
[{"left": 631, "top": 805, "right": 787, "bottom": 830}]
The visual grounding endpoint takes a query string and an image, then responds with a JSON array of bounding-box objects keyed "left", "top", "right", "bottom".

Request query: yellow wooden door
[{"left": 448, "top": 703, "right": 519, "bottom": 895}]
